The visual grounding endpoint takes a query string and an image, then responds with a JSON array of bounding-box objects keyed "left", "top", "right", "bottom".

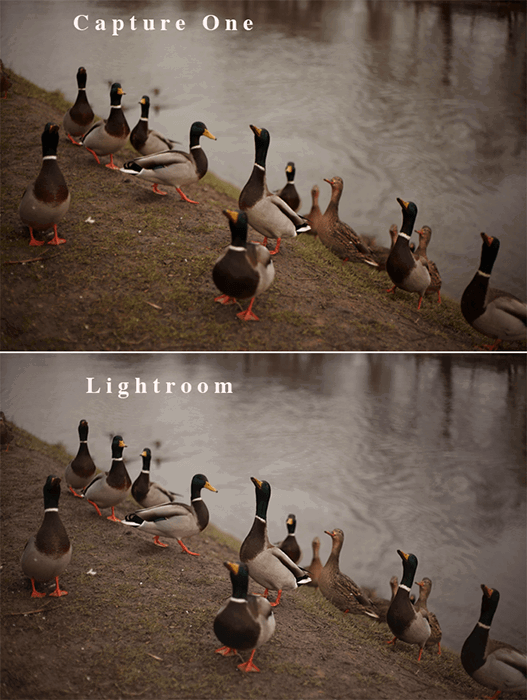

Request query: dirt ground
[
  {"left": 3, "top": 68, "right": 524, "bottom": 352},
  {"left": 3, "top": 424, "right": 526, "bottom": 700}
]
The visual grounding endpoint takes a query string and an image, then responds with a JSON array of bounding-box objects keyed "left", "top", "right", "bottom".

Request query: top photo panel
[{"left": 1, "top": 0, "right": 525, "bottom": 351}]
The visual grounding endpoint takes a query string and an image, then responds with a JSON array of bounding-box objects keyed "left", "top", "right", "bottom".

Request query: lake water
[
  {"left": 1, "top": 351, "right": 525, "bottom": 654},
  {"left": 1, "top": 0, "right": 525, "bottom": 302}
]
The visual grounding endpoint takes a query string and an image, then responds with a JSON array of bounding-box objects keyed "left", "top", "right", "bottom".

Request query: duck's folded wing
[
  {"left": 133, "top": 502, "right": 192, "bottom": 522},
  {"left": 128, "top": 150, "right": 192, "bottom": 171},
  {"left": 268, "top": 544, "right": 309, "bottom": 578},
  {"left": 266, "top": 194, "right": 307, "bottom": 225},
  {"left": 487, "top": 641, "right": 527, "bottom": 674},
  {"left": 487, "top": 291, "right": 527, "bottom": 324}
]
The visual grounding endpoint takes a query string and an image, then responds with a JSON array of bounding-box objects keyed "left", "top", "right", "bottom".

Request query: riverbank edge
[{"left": 1, "top": 419, "right": 511, "bottom": 700}]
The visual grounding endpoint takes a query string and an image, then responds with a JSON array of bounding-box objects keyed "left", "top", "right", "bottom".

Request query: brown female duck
[
  {"left": 317, "top": 177, "right": 378, "bottom": 267},
  {"left": 305, "top": 536, "right": 323, "bottom": 588},
  {"left": 304, "top": 185, "right": 323, "bottom": 236},
  {"left": 414, "top": 226, "right": 442, "bottom": 303},
  {"left": 62, "top": 67, "right": 94, "bottom": 145},
  {"left": 318, "top": 529, "right": 379, "bottom": 618},
  {"left": 415, "top": 577, "right": 442, "bottom": 655},
  {"left": 19, "top": 122, "right": 70, "bottom": 246}
]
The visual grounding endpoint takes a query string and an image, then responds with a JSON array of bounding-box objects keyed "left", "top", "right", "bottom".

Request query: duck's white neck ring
[
  {"left": 45, "top": 508, "right": 59, "bottom": 513},
  {"left": 141, "top": 469, "right": 150, "bottom": 474},
  {"left": 398, "top": 232, "right": 411, "bottom": 241},
  {"left": 78, "top": 88, "right": 86, "bottom": 91},
  {"left": 256, "top": 515, "right": 266, "bottom": 523},
  {"left": 112, "top": 105, "right": 122, "bottom": 109},
  {"left": 191, "top": 497, "right": 202, "bottom": 503},
  {"left": 287, "top": 180, "right": 295, "bottom": 184},
  {"left": 399, "top": 583, "right": 411, "bottom": 592},
  {"left": 230, "top": 597, "right": 247, "bottom": 604},
  {"left": 80, "top": 441, "right": 87, "bottom": 444},
  {"left": 43, "top": 156, "right": 57, "bottom": 161},
  {"left": 477, "top": 270, "right": 491, "bottom": 278},
  {"left": 477, "top": 621, "right": 491, "bottom": 629},
  {"left": 190, "top": 144, "right": 201, "bottom": 151},
  {"left": 254, "top": 163, "right": 265, "bottom": 171},
  {"left": 140, "top": 117, "right": 148, "bottom": 121},
  {"left": 113, "top": 457, "right": 124, "bottom": 461},
  {"left": 229, "top": 245, "right": 246, "bottom": 252}
]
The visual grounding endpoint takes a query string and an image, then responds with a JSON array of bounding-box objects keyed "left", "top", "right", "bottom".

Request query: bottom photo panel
[{"left": 1, "top": 352, "right": 526, "bottom": 700}]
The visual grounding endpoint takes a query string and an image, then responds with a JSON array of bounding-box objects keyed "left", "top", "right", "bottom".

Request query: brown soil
[
  {"left": 3, "top": 425, "right": 526, "bottom": 700},
  {"left": 3, "top": 69, "right": 524, "bottom": 352}
]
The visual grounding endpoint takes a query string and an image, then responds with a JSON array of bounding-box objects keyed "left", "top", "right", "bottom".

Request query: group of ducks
[
  {"left": 16, "top": 417, "right": 526, "bottom": 696},
  {"left": 9, "top": 65, "right": 526, "bottom": 344}
]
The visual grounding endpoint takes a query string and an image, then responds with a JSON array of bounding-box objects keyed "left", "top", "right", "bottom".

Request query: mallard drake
[
  {"left": 19, "top": 122, "right": 70, "bottom": 246},
  {"left": 277, "top": 514, "right": 301, "bottom": 564},
  {"left": 0, "top": 411, "right": 14, "bottom": 452},
  {"left": 238, "top": 125, "right": 310, "bottom": 255},
  {"left": 214, "top": 561, "right": 276, "bottom": 673},
  {"left": 415, "top": 577, "right": 442, "bottom": 655},
  {"left": 305, "top": 536, "right": 323, "bottom": 588},
  {"left": 317, "top": 177, "right": 379, "bottom": 267},
  {"left": 277, "top": 162, "right": 301, "bottom": 212},
  {"left": 386, "top": 199, "right": 431, "bottom": 309},
  {"left": 121, "top": 121, "right": 216, "bottom": 201},
  {"left": 131, "top": 447, "right": 182, "bottom": 508},
  {"left": 461, "top": 233, "right": 527, "bottom": 350},
  {"left": 318, "top": 529, "right": 379, "bottom": 618},
  {"left": 1, "top": 60, "right": 12, "bottom": 99},
  {"left": 82, "top": 435, "right": 131, "bottom": 522},
  {"left": 304, "top": 185, "right": 323, "bottom": 236},
  {"left": 461, "top": 584, "right": 526, "bottom": 699},
  {"left": 212, "top": 209, "right": 275, "bottom": 321},
  {"left": 20, "top": 475, "right": 72, "bottom": 598},
  {"left": 122, "top": 473, "right": 217, "bottom": 554},
  {"left": 414, "top": 226, "right": 441, "bottom": 303},
  {"left": 62, "top": 67, "right": 94, "bottom": 145},
  {"left": 239, "top": 477, "right": 311, "bottom": 606},
  {"left": 64, "top": 419, "right": 97, "bottom": 497},
  {"left": 80, "top": 82, "right": 130, "bottom": 170},
  {"left": 130, "top": 95, "right": 180, "bottom": 156},
  {"left": 386, "top": 550, "right": 431, "bottom": 660}
]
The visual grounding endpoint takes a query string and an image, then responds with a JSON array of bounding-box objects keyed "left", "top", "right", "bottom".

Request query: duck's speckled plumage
[
  {"left": 19, "top": 122, "right": 70, "bottom": 246},
  {"left": 214, "top": 561, "right": 276, "bottom": 673},
  {"left": 386, "top": 550, "right": 431, "bottom": 660},
  {"left": 64, "top": 419, "right": 97, "bottom": 495},
  {"left": 20, "top": 475, "right": 72, "bottom": 598},
  {"left": 414, "top": 226, "right": 442, "bottom": 303},
  {"left": 415, "top": 577, "right": 442, "bottom": 655},
  {"left": 318, "top": 528, "right": 379, "bottom": 618},
  {"left": 461, "top": 585, "right": 527, "bottom": 698},
  {"left": 461, "top": 233, "right": 527, "bottom": 350},
  {"left": 238, "top": 125, "right": 310, "bottom": 255}
]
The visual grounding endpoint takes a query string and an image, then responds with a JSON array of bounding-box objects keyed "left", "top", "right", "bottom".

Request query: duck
[
  {"left": 238, "top": 125, "right": 311, "bottom": 255},
  {"left": 277, "top": 514, "right": 302, "bottom": 564},
  {"left": 19, "top": 122, "right": 71, "bottom": 246},
  {"left": 360, "top": 224, "right": 399, "bottom": 272},
  {"left": 130, "top": 95, "right": 180, "bottom": 156},
  {"left": 304, "top": 185, "right": 323, "bottom": 236},
  {"left": 414, "top": 577, "right": 442, "bottom": 655},
  {"left": 131, "top": 447, "right": 182, "bottom": 508},
  {"left": 317, "top": 177, "right": 379, "bottom": 267},
  {"left": 239, "top": 477, "right": 311, "bottom": 606},
  {"left": 414, "top": 226, "right": 442, "bottom": 303},
  {"left": 386, "top": 550, "right": 431, "bottom": 660},
  {"left": 214, "top": 561, "right": 276, "bottom": 673},
  {"left": 64, "top": 419, "right": 97, "bottom": 497},
  {"left": 318, "top": 529, "right": 379, "bottom": 619},
  {"left": 460, "top": 233, "right": 527, "bottom": 350},
  {"left": 461, "top": 584, "right": 526, "bottom": 699},
  {"left": 276, "top": 162, "right": 301, "bottom": 212},
  {"left": 62, "top": 67, "right": 94, "bottom": 145},
  {"left": 212, "top": 209, "right": 275, "bottom": 321},
  {"left": 80, "top": 82, "right": 130, "bottom": 170},
  {"left": 82, "top": 435, "right": 131, "bottom": 522},
  {"left": 121, "top": 121, "right": 216, "bottom": 201},
  {"left": 122, "top": 473, "right": 217, "bottom": 554},
  {"left": 1, "top": 60, "right": 12, "bottom": 99},
  {"left": 370, "top": 575, "right": 400, "bottom": 622},
  {"left": 20, "top": 475, "right": 72, "bottom": 598},
  {"left": 305, "top": 536, "right": 323, "bottom": 588},
  {"left": 386, "top": 199, "right": 431, "bottom": 309},
  {"left": 0, "top": 411, "right": 14, "bottom": 452}
]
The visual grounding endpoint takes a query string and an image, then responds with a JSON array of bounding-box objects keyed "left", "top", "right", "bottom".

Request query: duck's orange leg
[
  {"left": 215, "top": 646, "right": 237, "bottom": 656},
  {"left": 107, "top": 506, "right": 121, "bottom": 522},
  {"left": 29, "top": 579, "right": 46, "bottom": 598},
  {"left": 237, "top": 298, "right": 260, "bottom": 322},
  {"left": 47, "top": 224, "right": 66, "bottom": 246},
  {"left": 28, "top": 227, "right": 45, "bottom": 247},
  {"left": 177, "top": 539, "right": 199, "bottom": 556},
  {"left": 105, "top": 154, "right": 120, "bottom": 170},
  {"left": 87, "top": 499, "right": 102, "bottom": 516},
  {"left": 238, "top": 649, "right": 260, "bottom": 672},
  {"left": 153, "top": 535, "right": 168, "bottom": 548},
  {"left": 49, "top": 576, "right": 68, "bottom": 597},
  {"left": 152, "top": 183, "right": 168, "bottom": 195},
  {"left": 176, "top": 187, "right": 198, "bottom": 204}
]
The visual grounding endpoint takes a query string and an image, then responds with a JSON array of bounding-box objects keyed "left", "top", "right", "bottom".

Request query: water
[
  {"left": 1, "top": 352, "right": 525, "bottom": 654},
  {"left": 1, "top": 0, "right": 525, "bottom": 302}
]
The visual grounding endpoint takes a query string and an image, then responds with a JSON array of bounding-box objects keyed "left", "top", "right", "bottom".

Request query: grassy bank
[
  {"left": 3, "top": 422, "right": 523, "bottom": 700},
  {"left": 3, "top": 67, "right": 524, "bottom": 351}
]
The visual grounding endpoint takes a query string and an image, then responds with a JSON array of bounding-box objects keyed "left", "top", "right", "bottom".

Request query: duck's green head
[
  {"left": 251, "top": 477, "right": 272, "bottom": 519},
  {"left": 397, "top": 549, "right": 419, "bottom": 587},
  {"left": 43, "top": 475, "right": 62, "bottom": 508},
  {"left": 139, "top": 95, "right": 150, "bottom": 107},
  {"left": 478, "top": 584, "right": 500, "bottom": 626},
  {"left": 140, "top": 447, "right": 151, "bottom": 460},
  {"left": 286, "top": 514, "right": 297, "bottom": 532},
  {"left": 109, "top": 83, "right": 125, "bottom": 106},
  {"left": 285, "top": 162, "right": 296, "bottom": 179},
  {"left": 42, "top": 123, "right": 60, "bottom": 157},
  {"left": 223, "top": 209, "right": 248, "bottom": 247},
  {"left": 479, "top": 232, "right": 500, "bottom": 275},
  {"left": 224, "top": 560, "right": 250, "bottom": 598},
  {"left": 190, "top": 121, "right": 216, "bottom": 142},
  {"left": 250, "top": 125, "right": 271, "bottom": 167},
  {"left": 111, "top": 435, "right": 127, "bottom": 458},
  {"left": 396, "top": 198, "right": 418, "bottom": 236},
  {"left": 191, "top": 473, "right": 218, "bottom": 494}
]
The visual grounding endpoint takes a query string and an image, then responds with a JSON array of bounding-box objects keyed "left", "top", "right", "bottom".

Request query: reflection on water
[
  {"left": 1, "top": 0, "right": 525, "bottom": 301},
  {"left": 1, "top": 352, "right": 525, "bottom": 652}
]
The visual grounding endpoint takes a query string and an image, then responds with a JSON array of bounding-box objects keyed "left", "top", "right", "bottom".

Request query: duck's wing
[
  {"left": 81, "top": 119, "right": 105, "bottom": 141},
  {"left": 127, "top": 149, "right": 192, "bottom": 171},
  {"left": 487, "top": 290, "right": 527, "bottom": 324},
  {"left": 148, "top": 130, "right": 180, "bottom": 149},
  {"left": 487, "top": 640, "right": 527, "bottom": 674},
  {"left": 133, "top": 501, "right": 192, "bottom": 522},
  {"left": 266, "top": 544, "right": 309, "bottom": 579},
  {"left": 266, "top": 193, "right": 307, "bottom": 226}
]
